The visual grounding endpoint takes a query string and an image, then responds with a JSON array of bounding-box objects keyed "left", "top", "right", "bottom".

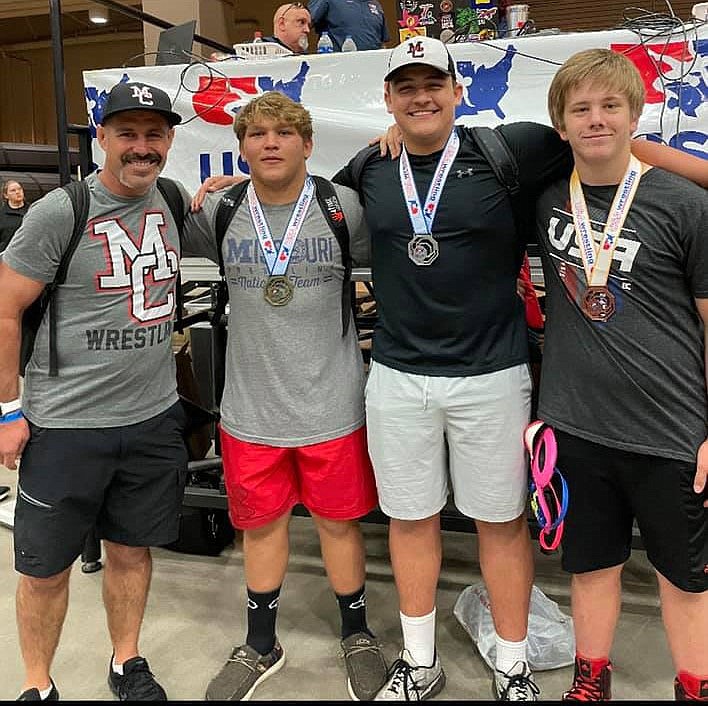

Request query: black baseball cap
[{"left": 100, "top": 82, "right": 182, "bottom": 127}]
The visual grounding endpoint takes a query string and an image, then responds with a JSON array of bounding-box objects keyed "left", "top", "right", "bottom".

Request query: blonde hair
[
  {"left": 234, "top": 91, "right": 313, "bottom": 142},
  {"left": 547, "top": 49, "right": 645, "bottom": 131}
]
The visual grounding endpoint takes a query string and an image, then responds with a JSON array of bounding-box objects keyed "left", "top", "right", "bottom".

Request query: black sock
[
  {"left": 246, "top": 586, "right": 281, "bottom": 655},
  {"left": 336, "top": 586, "right": 372, "bottom": 640}
]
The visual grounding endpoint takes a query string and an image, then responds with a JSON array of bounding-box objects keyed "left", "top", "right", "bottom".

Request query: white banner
[{"left": 84, "top": 26, "right": 707, "bottom": 196}]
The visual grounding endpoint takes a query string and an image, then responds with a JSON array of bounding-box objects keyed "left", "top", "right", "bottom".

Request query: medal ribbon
[
  {"left": 399, "top": 129, "right": 460, "bottom": 235},
  {"left": 569, "top": 155, "right": 642, "bottom": 287},
  {"left": 247, "top": 176, "right": 314, "bottom": 276}
]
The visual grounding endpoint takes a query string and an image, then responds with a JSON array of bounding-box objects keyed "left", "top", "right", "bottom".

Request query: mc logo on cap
[
  {"left": 100, "top": 81, "right": 182, "bottom": 126},
  {"left": 407, "top": 40, "right": 426, "bottom": 59},
  {"left": 131, "top": 85, "right": 155, "bottom": 107},
  {"left": 385, "top": 35, "right": 456, "bottom": 81}
]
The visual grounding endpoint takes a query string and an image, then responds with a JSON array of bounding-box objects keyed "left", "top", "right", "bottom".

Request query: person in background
[
  {"left": 264, "top": 3, "right": 312, "bottom": 54},
  {"left": 0, "top": 180, "right": 28, "bottom": 254},
  {"left": 309, "top": 0, "right": 389, "bottom": 51},
  {"left": 536, "top": 48, "right": 708, "bottom": 702}
]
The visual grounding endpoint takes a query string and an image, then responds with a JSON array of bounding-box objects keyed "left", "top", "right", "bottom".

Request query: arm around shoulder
[{"left": 631, "top": 139, "right": 708, "bottom": 188}]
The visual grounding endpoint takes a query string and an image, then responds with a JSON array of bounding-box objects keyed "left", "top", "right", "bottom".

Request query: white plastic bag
[{"left": 453, "top": 582, "right": 575, "bottom": 671}]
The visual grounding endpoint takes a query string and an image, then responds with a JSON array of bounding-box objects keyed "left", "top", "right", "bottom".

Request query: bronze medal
[
  {"left": 264, "top": 275, "right": 294, "bottom": 306},
  {"left": 408, "top": 235, "right": 439, "bottom": 266},
  {"left": 581, "top": 286, "right": 615, "bottom": 322}
]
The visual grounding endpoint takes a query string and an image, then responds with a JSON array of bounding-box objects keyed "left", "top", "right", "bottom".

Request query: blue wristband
[{"left": 0, "top": 410, "right": 24, "bottom": 424}]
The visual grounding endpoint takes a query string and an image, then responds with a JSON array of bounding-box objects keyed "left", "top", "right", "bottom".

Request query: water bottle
[
  {"left": 317, "top": 31, "right": 334, "bottom": 53},
  {"left": 341, "top": 35, "right": 357, "bottom": 52},
  {"left": 253, "top": 30, "right": 263, "bottom": 43}
]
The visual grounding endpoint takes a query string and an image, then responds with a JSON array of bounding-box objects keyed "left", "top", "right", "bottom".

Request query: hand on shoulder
[{"left": 190, "top": 175, "right": 248, "bottom": 212}]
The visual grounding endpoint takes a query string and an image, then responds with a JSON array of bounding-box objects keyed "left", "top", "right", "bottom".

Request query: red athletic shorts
[{"left": 220, "top": 425, "right": 378, "bottom": 530}]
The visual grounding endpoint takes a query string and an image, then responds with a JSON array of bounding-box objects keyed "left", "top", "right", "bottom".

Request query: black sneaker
[
  {"left": 108, "top": 656, "right": 167, "bottom": 701},
  {"left": 0, "top": 485, "right": 10, "bottom": 502},
  {"left": 17, "top": 680, "right": 59, "bottom": 701}
]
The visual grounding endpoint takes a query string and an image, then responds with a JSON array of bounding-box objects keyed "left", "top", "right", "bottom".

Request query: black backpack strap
[
  {"left": 207, "top": 181, "right": 249, "bottom": 411},
  {"left": 156, "top": 177, "right": 185, "bottom": 234},
  {"left": 471, "top": 126, "right": 540, "bottom": 254},
  {"left": 471, "top": 126, "right": 520, "bottom": 198},
  {"left": 312, "top": 175, "right": 352, "bottom": 336},
  {"left": 47, "top": 180, "right": 90, "bottom": 377},
  {"left": 212, "top": 181, "right": 250, "bottom": 327},
  {"left": 214, "top": 181, "right": 250, "bottom": 277},
  {"left": 156, "top": 177, "right": 187, "bottom": 332},
  {"left": 341, "top": 145, "right": 379, "bottom": 204}
]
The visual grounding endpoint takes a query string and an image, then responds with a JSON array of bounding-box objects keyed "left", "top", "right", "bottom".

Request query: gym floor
[{"left": 0, "top": 463, "right": 677, "bottom": 701}]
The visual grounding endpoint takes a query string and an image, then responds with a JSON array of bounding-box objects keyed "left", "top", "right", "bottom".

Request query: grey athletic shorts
[
  {"left": 365, "top": 361, "right": 532, "bottom": 522},
  {"left": 14, "top": 401, "right": 188, "bottom": 578}
]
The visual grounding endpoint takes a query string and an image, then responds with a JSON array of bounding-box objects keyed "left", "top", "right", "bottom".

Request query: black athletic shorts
[
  {"left": 14, "top": 401, "right": 188, "bottom": 578},
  {"left": 554, "top": 429, "right": 708, "bottom": 593}
]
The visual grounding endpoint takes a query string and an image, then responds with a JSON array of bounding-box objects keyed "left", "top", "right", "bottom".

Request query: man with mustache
[{"left": 0, "top": 81, "right": 188, "bottom": 701}]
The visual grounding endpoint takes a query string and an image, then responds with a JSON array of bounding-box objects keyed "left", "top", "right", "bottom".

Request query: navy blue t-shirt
[{"left": 309, "top": 0, "right": 389, "bottom": 51}]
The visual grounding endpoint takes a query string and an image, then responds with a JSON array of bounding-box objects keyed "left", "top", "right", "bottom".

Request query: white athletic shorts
[{"left": 364, "top": 361, "right": 532, "bottom": 522}]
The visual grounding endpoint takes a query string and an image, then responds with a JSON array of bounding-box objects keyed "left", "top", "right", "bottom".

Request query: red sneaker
[
  {"left": 562, "top": 655, "right": 612, "bottom": 701},
  {"left": 674, "top": 672, "right": 708, "bottom": 701}
]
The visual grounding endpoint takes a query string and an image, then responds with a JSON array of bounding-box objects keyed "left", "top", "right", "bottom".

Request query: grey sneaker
[
  {"left": 205, "top": 641, "right": 285, "bottom": 701},
  {"left": 493, "top": 661, "right": 539, "bottom": 701},
  {"left": 374, "top": 649, "right": 445, "bottom": 701},
  {"left": 340, "top": 632, "right": 388, "bottom": 700}
]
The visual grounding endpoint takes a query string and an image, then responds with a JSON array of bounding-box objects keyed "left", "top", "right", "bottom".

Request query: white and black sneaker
[
  {"left": 493, "top": 661, "right": 539, "bottom": 701},
  {"left": 375, "top": 649, "right": 445, "bottom": 701},
  {"left": 0, "top": 486, "right": 10, "bottom": 502}
]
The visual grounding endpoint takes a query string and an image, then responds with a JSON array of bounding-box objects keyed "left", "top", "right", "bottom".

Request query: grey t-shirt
[
  {"left": 536, "top": 168, "right": 708, "bottom": 463},
  {"left": 184, "top": 181, "right": 370, "bottom": 447},
  {"left": 3, "top": 172, "right": 184, "bottom": 428}
]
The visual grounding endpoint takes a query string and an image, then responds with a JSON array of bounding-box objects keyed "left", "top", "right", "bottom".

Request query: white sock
[
  {"left": 38, "top": 685, "right": 53, "bottom": 700},
  {"left": 495, "top": 635, "right": 528, "bottom": 676},
  {"left": 112, "top": 657, "right": 124, "bottom": 675},
  {"left": 400, "top": 608, "right": 436, "bottom": 667}
]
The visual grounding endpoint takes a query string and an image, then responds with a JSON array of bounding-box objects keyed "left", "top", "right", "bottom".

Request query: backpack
[
  {"left": 470, "top": 127, "right": 544, "bottom": 332},
  {"left": 20, "top": 177, "right": 186, "bottom": 377}
]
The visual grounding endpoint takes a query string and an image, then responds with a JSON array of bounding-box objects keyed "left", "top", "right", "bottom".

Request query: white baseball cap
[{"left": 384, "top": 36, "right": 456, "bottom": 81}]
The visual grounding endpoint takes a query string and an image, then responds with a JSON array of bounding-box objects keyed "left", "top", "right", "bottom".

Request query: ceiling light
[{"left": 89, "top": 6, "right": 109, "bottom": 24}]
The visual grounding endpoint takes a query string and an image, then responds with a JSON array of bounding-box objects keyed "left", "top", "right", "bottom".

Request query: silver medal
[{"left": 408, "top": 234, "right": 439, "bottom": 266}]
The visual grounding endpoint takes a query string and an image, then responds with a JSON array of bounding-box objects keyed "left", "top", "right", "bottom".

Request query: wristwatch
[{"left": 0, "top": 398, "right": 22, "bottom": 416}]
